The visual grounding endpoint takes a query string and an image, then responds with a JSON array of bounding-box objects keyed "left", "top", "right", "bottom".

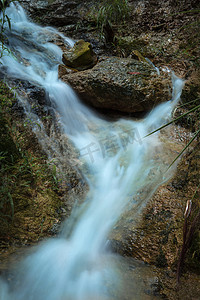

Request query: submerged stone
[{"left": 62, "top": 40, "right": 98, "bottom": 71}]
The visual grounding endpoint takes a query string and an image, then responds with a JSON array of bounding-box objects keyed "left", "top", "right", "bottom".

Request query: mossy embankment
[{"left": 0, "top": 82, "right": 64, "bottom": 272}]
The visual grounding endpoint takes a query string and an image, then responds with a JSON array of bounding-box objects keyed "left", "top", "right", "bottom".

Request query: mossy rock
[
  {"left": 62, "top": 40, "right": 97, "bottom": 71},
  {"left": 130, "top": 50, "right": 146, "bottom": 62},
  {"left": 116, "top": 35, "right": 149, "bottom": 57}
]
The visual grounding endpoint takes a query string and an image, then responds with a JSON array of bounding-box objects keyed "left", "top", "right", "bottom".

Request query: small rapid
[{"left": 0, "top": 3, "right": 184, "bottom": 300}]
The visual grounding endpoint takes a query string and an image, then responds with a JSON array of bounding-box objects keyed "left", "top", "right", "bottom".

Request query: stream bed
[{"left": 0, "top": 3, "right": 185, "bottom": 300}]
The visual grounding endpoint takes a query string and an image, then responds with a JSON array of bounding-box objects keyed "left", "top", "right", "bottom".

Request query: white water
[{"left": 0, "top": 3, "right": 184, "bottom": 300}]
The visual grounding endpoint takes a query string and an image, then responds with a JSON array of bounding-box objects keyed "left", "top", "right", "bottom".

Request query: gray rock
[
  {"left": 20, "top": 0, "right": 92, "bottom": 28},
  {"left": 60, "top": 56, "right": 172, "bottom": 113}
]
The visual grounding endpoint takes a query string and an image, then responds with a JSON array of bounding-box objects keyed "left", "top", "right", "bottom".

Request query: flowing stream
[{"left": 0, "top": 3, "right": 184, "bottom": 300}]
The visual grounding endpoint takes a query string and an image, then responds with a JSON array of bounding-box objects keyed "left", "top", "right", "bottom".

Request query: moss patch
[
  {"left": 0, "top": 81, "right": 63, "bottom": 271},
  {"left": 62, "top": 40, "right": 97, "bottom": 71}
]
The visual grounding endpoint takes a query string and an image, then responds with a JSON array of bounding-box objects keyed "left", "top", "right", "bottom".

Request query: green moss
[
  {"left": 116, "top": 36, "right": 148, "bottom": 57},
  {"left": 0, "top": 81, "right": 62, "bottom": 232},
  {"left": 62, "top": 40, "right": 97, "bottom": 71},
  {"left": 0, "top": 112, "right": 20, "bottom": 162}
]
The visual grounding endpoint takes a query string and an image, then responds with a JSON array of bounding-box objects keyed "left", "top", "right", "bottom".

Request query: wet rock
[
  {"left": 107, "top": 126, "right": 192, "bottom": 267},
  {"left": 8, "top": 79, "right": 49, "bottom": 117},
  {"left": 20, "top": 0, "right": 93, "bottom": 28},
  {"left": 58, "top": 64, "right": 77, "bottom": 78},
  {"left": 60, "top": 56, "right": 172, "bottom": 113},
  {"left": 62, "top": 40, "right": 97, "bottom": 71},
  {"left": 28, "top": 85, "right": 46, "bottom": 106}
]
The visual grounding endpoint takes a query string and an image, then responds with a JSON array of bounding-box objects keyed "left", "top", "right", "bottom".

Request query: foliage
[
  {"left": 96, "top": 0, "right": 129, "bottom": 42},
  {"left": 0, "top": 0, "right": 15, "bottom": 57},
  {"left": 97, "top": 0, "right": 129, "bottom": 24}
]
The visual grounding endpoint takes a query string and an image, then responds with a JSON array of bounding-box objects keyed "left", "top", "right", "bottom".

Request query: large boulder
[
  {"left": 59, "top": 56, "right": 172, "bottom": 113},
  {"left": 62, "top": 40, "right": 97, "bottom": 71}
]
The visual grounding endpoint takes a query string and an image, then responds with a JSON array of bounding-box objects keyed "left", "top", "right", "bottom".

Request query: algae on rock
[{"left": 62, "top": 40, "right": 98, "bottom": 71}]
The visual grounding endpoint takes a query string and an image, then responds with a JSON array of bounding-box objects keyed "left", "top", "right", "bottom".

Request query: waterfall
[{"left": 0, "top": 3, "right": 184, "bottom": 300}]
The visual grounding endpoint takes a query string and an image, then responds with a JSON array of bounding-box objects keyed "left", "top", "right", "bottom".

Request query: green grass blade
[
  {"left": 5, "top": 15, "right": 11, "bottom": 30},
  {"left": 178, "top": 98, "right": 200, "bottom": 108},
  {"left": 191, "top": 182, "right": 200, "bottom": 201},
  {"left": 167, "top": 128, "right": 200, "bottom": 170},
  {"left": 145, "top": 104, "right": 200, "bottom": 137}
]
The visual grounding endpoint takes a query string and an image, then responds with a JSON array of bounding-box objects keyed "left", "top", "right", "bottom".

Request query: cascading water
[{"left": 0, "top": 3, "right": 185, "bottom": 300}]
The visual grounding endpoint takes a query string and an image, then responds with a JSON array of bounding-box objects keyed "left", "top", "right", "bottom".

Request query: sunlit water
[{"left": 0, "top": 3, "right": 184, "bottom": 300}]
